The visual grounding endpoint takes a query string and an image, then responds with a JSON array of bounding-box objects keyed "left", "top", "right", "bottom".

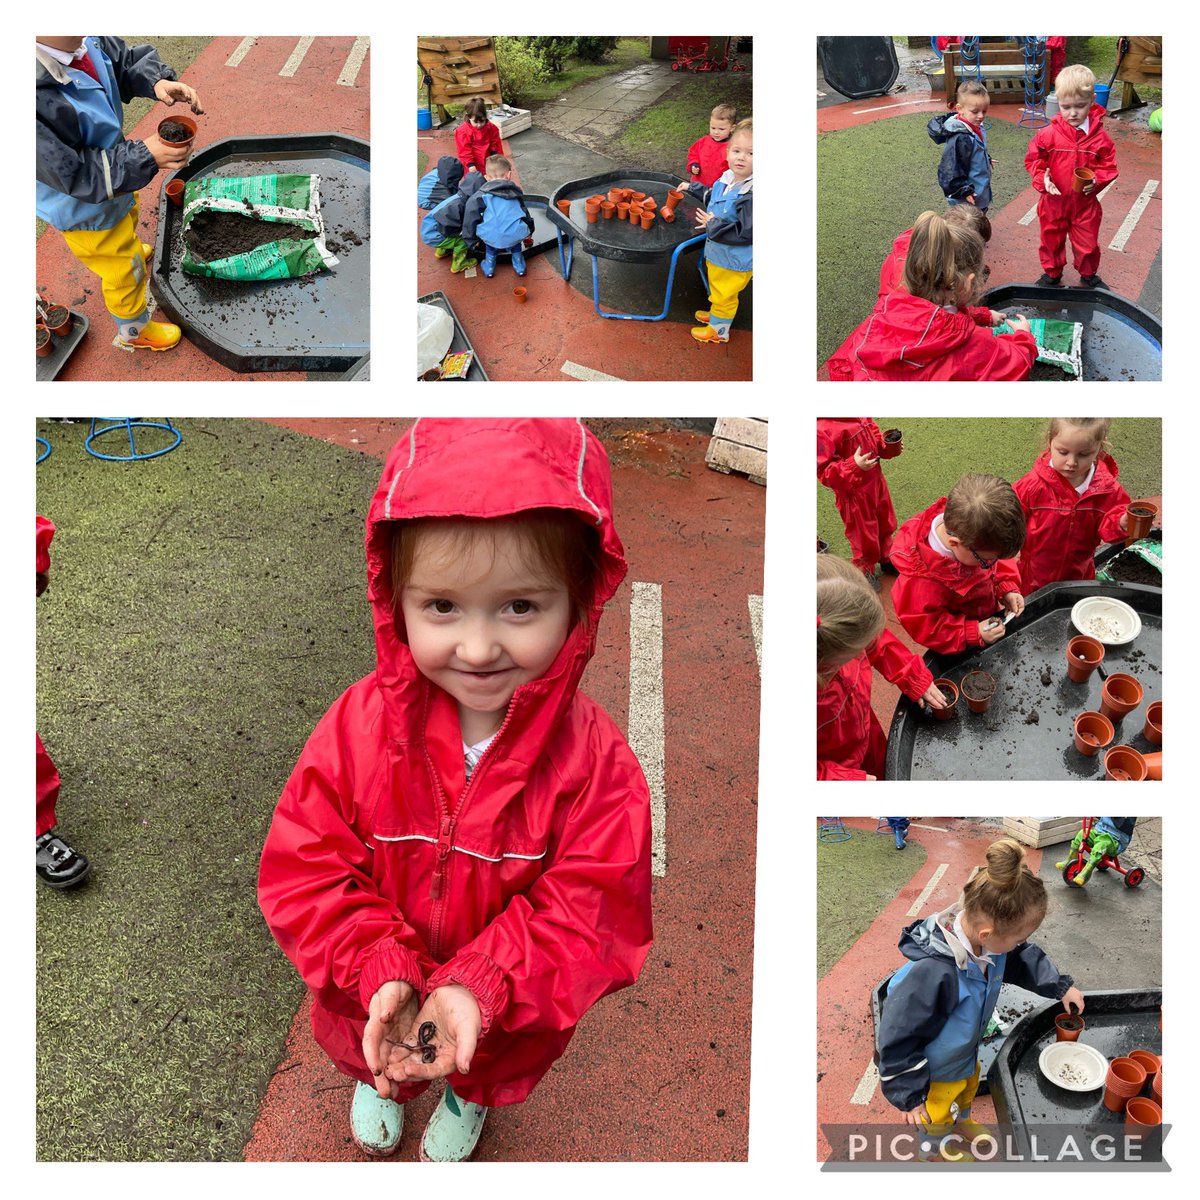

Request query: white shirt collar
[
  {"left": 37, "top": 40, "right": 89, "bottom": 66},
  {"left": 929, "top": 516, "right": 956, "bottom": 558},
  {"left": 1074, "top": 461, "right": 1096, "bottom": 494},
  {"left": 953, "top": 911, "right": 996, "bottom": 968}
]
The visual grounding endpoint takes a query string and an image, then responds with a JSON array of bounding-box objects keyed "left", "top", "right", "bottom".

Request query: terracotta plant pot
[
  {"left": 1124, "top": 1096, "right": 1162, "bottom": 1133},
  {"left": 607, "top": 188, "right": 623, "bottom": 204},
  {"left": 601, "top": 201, "right": 615, "bottom": 219},
  {"left": 1073, "top": 711, "right": 1114, "bottom": 756},
  {"left": 640, "top": 211, "right": 655, "bottom": 230},
  {"left": 1141, "top": 750, "right": 1162, "bottom": 780},
  {"left": 42, "top": 304, "right": 71, "bottom": 335},
  {"left": 667, "top": 188, "right": 684, "bottom": 205},
  {"left": 1125, "top": 501, "right": 1158, "bottom": 545},
  {"left": 632, "top": 191, "right": 646, "bottom": 203},
  {"left": 1103, "top": 1057, "right": 1147, "bottom": 1112},
  {"left": 641, "top": 197, "right": 656, "bottom": 210},
  {"left": 1104, "top": 745, "right": 1148, "bottom": 781},
  {"left": 1066, "top": 635, "right": 1105, "bottom": 683},
  {"left": 1128, "top": 1051, "right": 1160, "bottom": 1091},
  {"left": 1072, "top": 167, "right": 1095, "bottom": 193},
  {"left": 931, "top": 678, "right": 958, "bottom": 720},
  {"left": 165, "top": 179, "right": 185, "bottom": 207},
  {"left": 1142, "top": 700, "right": 1162, "bottom": 745},
  {"left": 157, "top": 114, "right": 197, "bottom": 151},
  {"left": 1100, "top": 673, "right": 1143, "bottom": 722},
  {"left": 615, "top": 202, "right": 629, "bottom": 221},
  {"left": 586, "top": 207, "right": 599, "bottom": 223},
  {"left": 660, "top": 205, "right": 675, "bottom": 223},
  {"left": 36, "top": 324, "right": 52, "bottom": 358},
  {"left": 585, "top": 197, "right": 601, "bottom": 211},
  {"left": 879, "top": 428, "right": 903, "bottom": 459},
  {"left": 961, "top": 670, "right": 996, "bottom": 714},
  {"left": 629, "top": 202, "right": 643, "bottom": 220},
  {"left": 556, "top": 199, "right": 571, "bottom": 215},
  {"left": 1054, "top": 1013, "right": 1084, "bottom": 1042},
  {"left": 513, "top": 287, "right": 527, "bottom": 304},
  {"left": 1152, "top": 1068, "right": 1162, "bottom": 1105}
]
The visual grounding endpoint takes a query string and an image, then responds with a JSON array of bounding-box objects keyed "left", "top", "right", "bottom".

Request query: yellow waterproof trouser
[
  {"left": 706, "top": 261, "right": 753, "bottom": 324},
  {"left": 59, "top": 197, "right": 147, "bottom": 322},
  {"left": 922, "top": 1061, "right": 982, "bottom": 1137}
]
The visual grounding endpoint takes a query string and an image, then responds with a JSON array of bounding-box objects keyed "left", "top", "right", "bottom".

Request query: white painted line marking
[
  {"left": 225, "top": 37, "right": 256, "bottom": 68},
  {"left": 629, "top": 582, "right": 666, "bottom": 878},
  {"left": 909, "top": 822, "right": 949, "bottom": 833},
  {"left": 748, "top": 594, "right": 763, "bottom": 670},
  {"left": 279, "top": 36, "right": 315, "bottom": 78},
  {"left": 561, "top": 360, "right": 625, "bottom": 382},
  {"left": 1109, "top": 178, "right": 1159, "bottom": 252},
  {"left": 337, "top": 37, "right": 370, "bottom": 87},
  {"left": 851, "top": 98, "right": 940, "bottom": 114},
  {"left": 850, "top": 1060, "right": 879, "bottom": 1105},
  {"left": 906, "top": 862, "right": 949, "bottom": 917}
]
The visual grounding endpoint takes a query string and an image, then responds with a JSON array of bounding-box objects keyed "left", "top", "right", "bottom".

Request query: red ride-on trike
[{"left": 1061, "top": 817, "right": 1145, "bottom": 888}]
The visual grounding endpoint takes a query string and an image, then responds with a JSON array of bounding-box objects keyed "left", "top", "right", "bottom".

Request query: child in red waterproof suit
[
  {"left": 1024, "top": 64, "right": 1119, "bottom": 288},
  {"left": 828, "top": 210, "right": 1038, "bottom": 381},
  {"left": 890, "top": 474, "right": 1027, "bottom": 656},
  {"left": 454, "top": 96, "right": 504, "bottom": 175},
  {"left": 817, "top": 556, "right": 947, "bottom": 780},
  {"left": 1013, "top": 417, "right": 1131, "bottom": 596},
  {"left": 685, "top": 102, "right": 736, "bottom": 187},
  {"left": 258, "top": 419, "right": 653, "bottom": 1162},
  {"left": 817, "top": 418, "right": 898, "bottom": 584}
]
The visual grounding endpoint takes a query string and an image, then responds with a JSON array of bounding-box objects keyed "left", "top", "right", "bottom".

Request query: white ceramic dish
[
  {"left": 1070, "top": 597, "right": 1141, "bottom": 646},
  {"left": 1038, "top": 1041, "right": 1107, "bottom": 1092}
]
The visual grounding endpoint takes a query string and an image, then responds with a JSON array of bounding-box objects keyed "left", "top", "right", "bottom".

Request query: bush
[
  {"left": 495, "top": 36, "right": 552, "bottom": 106},
  {"left": 572, "top": 37, "right": 619, "bottom": 64},
  {"left": 523, "top": 37, "right": 575, "bottom": 74}
]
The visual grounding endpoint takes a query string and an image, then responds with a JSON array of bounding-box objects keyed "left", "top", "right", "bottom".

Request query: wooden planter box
[
  {"left": 1002, "top": 815, "right": 1080, "bottom": 849},
  {"left": 706, "top": 417, "right": 766, "bottom": 485}
]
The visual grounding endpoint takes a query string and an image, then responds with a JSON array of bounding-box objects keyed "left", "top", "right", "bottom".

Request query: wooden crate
[
  {"left": 706, "top": 417, "right": 766, "bottom": 485},
  {"left": 418, "top": 36, "right": 501, "bottom": 114},
  {"left": 1003, "top": 815, "right": 1080, "bottom": 849}
]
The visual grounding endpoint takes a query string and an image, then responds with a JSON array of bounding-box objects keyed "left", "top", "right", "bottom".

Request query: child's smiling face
[
  {"left": 1058, "top": 93, "right": 1092, "bottom": 127},
  {"left": 1049, "top": 426, "right": 1101, "bottom": 485},
  {"left": 400, "top": 524, "right": 572, "bottom": 743}
]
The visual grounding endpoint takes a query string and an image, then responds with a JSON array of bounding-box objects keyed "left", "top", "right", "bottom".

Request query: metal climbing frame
[
  {"left": 1019, "top": 37, "right": 1049, "bottom": 129},
  {"left": 819, "top": 818, "right": 853, "bottom": 843},
  {"left": 85, "top": 418, "right": 182, "bottom": 462},
  {"left": 36, "top": 437, "right": 51, "bottom": 464}
]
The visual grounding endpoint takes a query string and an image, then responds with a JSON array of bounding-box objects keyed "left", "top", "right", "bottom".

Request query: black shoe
[
  {"left": 1036, "top": 273, "right": 1063, "bottom": 287},
  {"left": 36, "top": 831, "right": 91, "bottom": 889},
  {"left": 880, "top": 557, "right": 899, "bottom": 576},
  {"left": 1079, "top": 274, "right": 1108, "bottom": 289}
]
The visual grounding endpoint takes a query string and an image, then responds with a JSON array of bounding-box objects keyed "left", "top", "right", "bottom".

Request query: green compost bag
[
  {"left": 992, "top": 317, "right": 1083, "bottom": 377},
  {"left": 1096, "top": 538, "right": 1163, "bottom": 583},
  {"left": 180, "top": 174, "right": 338, "bottom": 281}
]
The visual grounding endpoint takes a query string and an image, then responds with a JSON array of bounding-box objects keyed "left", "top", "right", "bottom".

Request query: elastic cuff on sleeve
[
  {"left": 357, "top": 939, "right": 427, "bottom": 1015},
  {"left": 427, "top": 952, "right": 509, "bottom": 1036}
]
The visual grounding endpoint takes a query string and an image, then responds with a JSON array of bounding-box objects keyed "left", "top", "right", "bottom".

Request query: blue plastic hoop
[
  {"left": 36, "top": 436, "right": 51, "bottom": 464},
  {"left": 86, "top": 418, "right": 182, "bottom": 462}
]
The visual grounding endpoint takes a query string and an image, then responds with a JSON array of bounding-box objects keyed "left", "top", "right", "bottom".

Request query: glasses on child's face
[{"left": 966, "top": 545, "right": 1000, "bottom": 569}]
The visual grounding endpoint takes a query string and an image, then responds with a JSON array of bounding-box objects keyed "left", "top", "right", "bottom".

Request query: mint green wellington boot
[
  {"left": 419, "top": 1085, "right": 488, "bottom": 1162},
  {"left": 350, "top": 1080, "right": 404, "bottom": 1156}
]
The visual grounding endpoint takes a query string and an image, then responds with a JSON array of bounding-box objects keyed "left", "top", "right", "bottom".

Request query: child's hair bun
[{"left": 984, "top": 838, "right": 1026, "bottom": 890}]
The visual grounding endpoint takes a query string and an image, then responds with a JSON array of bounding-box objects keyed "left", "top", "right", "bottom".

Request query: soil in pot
[
  {"left": 36, "top": 326, "right": 51, "bottom": 356},
  {"left": 158, "top": 119, "right": 194, "bottom": 144},
  {"left": 184, "top": 210, "right": 316, "bottom": 263},
  {"left": 1055, "top": 1013, "right": 1084, "bottom": 1041},
  {"left": 931, "top": 679, "right": 958, "bottom": 719},
  {"left": 961, "top": 671, "right": 996, "bottom": 713},
  {"left": 43, "top": 305, "right": 70, "bottom": 333}
]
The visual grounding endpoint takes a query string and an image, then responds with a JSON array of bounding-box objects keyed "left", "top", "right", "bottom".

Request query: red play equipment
[{"left": 1060, "top": 816, "right": 1145, "bottom": 888}]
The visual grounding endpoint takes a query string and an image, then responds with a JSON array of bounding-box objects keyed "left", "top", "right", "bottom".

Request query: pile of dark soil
[
  {"left": 185, "top": 210, "right": 316, "bottom": 263},
  {"left": 159, "top": 120, "right": 193, "bottom": 143},
  {"left": 1027, "top": 360, "right": 1076, "bottom": 382},
  {"left": 1105, "top": 550, "right": 1162, "bottom": 587}
]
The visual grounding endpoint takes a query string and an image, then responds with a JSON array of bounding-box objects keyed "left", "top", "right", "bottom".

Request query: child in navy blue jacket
[
  {"left": 418, "top": 155, "right": 465, "bottom": 211},
  {"left": 36, "top": 36, "right": 203, "bottom": 352},
  {"left": 876, "top": 839, "right": 1083, "bottom": 1162},
  {"left": 685, "top": 119, "right": 752, "bottom": 345},
  {"left": 928, "top": 79, "right": 994, "bottom": 213},
  {"left": 461, "top": 155, "right": 534, "bottom": 279},
  {"left": 420, "top": 171, "right": 486, "bottom": 274}
]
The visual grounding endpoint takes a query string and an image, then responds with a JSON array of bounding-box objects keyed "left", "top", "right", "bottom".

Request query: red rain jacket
[
  {"left": 826, "top": 290, "right": 1038, "bottom": 382},
  {"left": 37, "top": 514, "right": 55, "bottom": 574},
  {"left": 454, "top": 119, "right": 504, "bottom": 175},
  {"left": 817, "top": 631, "right": 933, "bottom": 780},
  {"left": 686, "top": 134, "right": 730, "bottom": 187},
  {"left": 1013, "top": 450, "right": 1129, "bottom": 595},
  {"left": 816, "top": 418, "right": 897, "bottom": 570},
  {"left": 1024, "top": 105, "right": 1118, "bottom": 201},
  {"left": 890, "top": 499, "right": 1023, "bottom": 654},
  {"left": 877, "top": 229, "right": 994, "bottom": 328},
  {"left": 258, "top": 419, "right": 654, "bottom": 1108}
]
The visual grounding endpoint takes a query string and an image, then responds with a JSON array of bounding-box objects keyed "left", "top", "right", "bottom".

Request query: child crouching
[{"left": 461, "top": 155, "right": 534, "bottom": 279}]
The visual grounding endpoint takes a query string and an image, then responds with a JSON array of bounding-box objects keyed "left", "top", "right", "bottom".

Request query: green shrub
[
  {"left": 495, "top": 36, "right": 552, "bottom": 106},
  {"left": 572, "top": 37, "right": 619, "bottom": 64},
  {"left": 523, "top": 36, "right": 574, "bottom": 74}
]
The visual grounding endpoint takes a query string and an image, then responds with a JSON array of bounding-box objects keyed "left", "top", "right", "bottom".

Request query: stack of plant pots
[{"left": 1103, "top": 1056, "right": 1146, "bottom": 1111}]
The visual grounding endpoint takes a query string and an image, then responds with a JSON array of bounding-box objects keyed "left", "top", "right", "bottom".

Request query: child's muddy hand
[
  {"left": 144, "top": 135, "right": 191, "bottom": 170},
  {"left": 905, "top": 1104, "right": 931, "bottom": 1126},
  {"left": 387, "top": 984, "right": 482, "bottom": 1083},
  {"left": 989, "top": 310, "right": 1008, "bottom": 326},
  {"left": 154, "top": 79, "right": 204, "bottom": 114},
  {"left": 979, "top": 619, "right": 1005, "bottom": 645},
  {"left": 1002, "top": 591, "right": 1025, "bottom": 618},
  {"left": 852, "top": 447, "right": 879, "bottom": 471},
  {"left": 363, "top": 980, "right": 418, "bottom": 1100},
  {"left": 1043, "top": 170, "right": 1060, "bottom": 196},
  {"left": 1062, "top": 986, "right": 1085, "bottom": 1014},
  {"left": 922, "top": 683, "right": 948, "bottom": 709}
]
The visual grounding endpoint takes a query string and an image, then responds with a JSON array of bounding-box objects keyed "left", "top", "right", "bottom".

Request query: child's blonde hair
[
  {"left": 956, "top": 78, "right": 989, "bottom": 103},
  {"left": 712, "top": 103, "right": 738, "bottom": 123},
  {"left": 902, "top": 210, "right": 985, "bottom": 307},
  {"left": 943, "top": 203, "right": 992, "bottom": 244},
  {"left": 391, "top": 510, "right": 602, "bottom": 627},
  {"left": 962, "top": 838, "right": 1048, "bottom": 932},
  {"left": 943, "top": 474, "right": 1026, "bottom": 556},
  {"left": 485, "top": 154, "right": 512, "bottom": 179},
  {"left": 1045, "top": 417, "right": 1112, "bottom": 455},
  {"left": 1055, "top": 64, "right": 1096, "bottom": 101},
  {"left": 817, "top": 555, "right": 885, "bottom": 678},
  {"left": 729, "top": 117, "right": 752, "bottom": 145}
]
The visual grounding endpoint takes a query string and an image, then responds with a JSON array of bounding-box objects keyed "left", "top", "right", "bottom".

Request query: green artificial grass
[
  {"left": 417, "top": 147, "right": 429, "bottom": 178},
  {"left": 817, "top": 113, "right": 1044, "bottom": 369},
  {"left": 35, "top": 419, "right": 383, "bottom": 1160},
  {"left": 617, "top": 73, "right": 753, "bottom": 174},
  {"left": 817, "top": 418, "right": 1162, "bottom": 559},
  {"left": 817, "top": 826, "right": 927, "bottom": 978}
]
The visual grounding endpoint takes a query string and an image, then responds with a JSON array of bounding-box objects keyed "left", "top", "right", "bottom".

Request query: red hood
[
  {"left": 890, "top": 497, "right": 986, "bottom": 592},
  {"left": 365, "top": 419, "right": 627, "bottom": 758},
  {"left": 847, "top": 290, "right": 977, "bottom": 376},
  {"left": 1031, "top": 448, "right": 1121, "bottom": 494}
]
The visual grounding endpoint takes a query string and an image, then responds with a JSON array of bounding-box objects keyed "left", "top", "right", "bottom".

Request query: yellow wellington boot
[
  {"left": 694, "top": 310, "right": 710, "bottom": 323},
  {"left": 117, "top": 320, "right": 182, "bottom": 352},
  {"left": 691, "top": 324, "right": 728, "bottom": 344}
]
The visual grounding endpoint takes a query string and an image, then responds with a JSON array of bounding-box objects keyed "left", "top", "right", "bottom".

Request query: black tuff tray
[
  {"left": 983, "top": 284, "right": 1161, "bottom": 382},
  {"left": 150, "top": 133, "right": 369, "bottom": 373},
  {"left": 546, "top": 172, "right": 705, "bottom": 264},
  {"left": 486, "top": 195, "right": 557, "bottom": 260},
  {"left": 817, "top": 36, "right": 900, "bottom": 100},
  {"left": 885, "top": 580, "right": 1162, "bottom": 780},
  {"left": 991, "top": 988, "right": 1162, "bottom": 1160},
  {"left": 417, "top": 291, "right": 489, "bottom": 381},
  {"left": 36, "top": 310, "right": 89, "bottom": 381}
]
